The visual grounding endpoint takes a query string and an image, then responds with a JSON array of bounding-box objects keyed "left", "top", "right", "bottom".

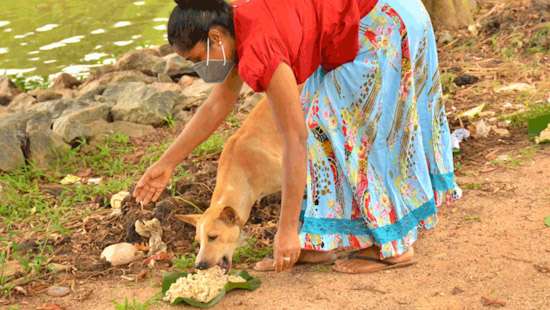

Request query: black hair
[{"left": 168, "top": 0, "right": 235, "bottom": 52}]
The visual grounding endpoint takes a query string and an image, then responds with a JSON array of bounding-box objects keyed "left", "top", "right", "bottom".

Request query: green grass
[
  {"left": 233, "top": 238, "right": 272, "bottom": 265},
  {"left": 11, "top": 75, "right": 50, "bottom": 92},
  {"left": 527, "top": 23, "right": 550, "bottom": 54},
  {"left": 193, "top": 133, "right": 226, "bottom": 157},
  {"left": 0, "top": 133, "right": 187, "bottom": 297},
  {"left": 172, "top": 253, "right": 196, "bottom": 271},
  {"left": 502, "top": 103, "right": 550, "bottom": 128},
  {"left": 462, "top": 183, "right": 482, "bottom": 190},
  {"left": 113, "top": 296, "right": 158, "bottom": 310},
  {"left": 164, "top": 114, "right": 176, "bottom": 129}
]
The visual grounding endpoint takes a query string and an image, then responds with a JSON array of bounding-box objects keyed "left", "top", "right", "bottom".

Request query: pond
[{"left": 0, "top": 0, "right": 176, "bottom": 79}]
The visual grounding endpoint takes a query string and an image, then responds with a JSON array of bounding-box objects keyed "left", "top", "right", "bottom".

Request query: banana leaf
[{"left": 161, "top": 270, "right": 261, "bottom": 308}]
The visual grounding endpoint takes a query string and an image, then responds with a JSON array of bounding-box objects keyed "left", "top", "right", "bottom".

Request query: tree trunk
[{"left": 423, "top": 0, "right": 477, "bottom": 29}]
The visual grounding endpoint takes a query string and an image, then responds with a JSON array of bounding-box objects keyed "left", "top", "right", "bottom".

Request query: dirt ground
[
  {"left": 4, "top": 0, "right": 550, "bottom": 309},
  {"left": 17, "top": 150, "right": 550, "bottom": 309}
]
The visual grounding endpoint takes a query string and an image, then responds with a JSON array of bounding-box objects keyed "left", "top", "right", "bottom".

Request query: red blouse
[{"left": 233, "top": 0, "right": 378, "bottom": 92}]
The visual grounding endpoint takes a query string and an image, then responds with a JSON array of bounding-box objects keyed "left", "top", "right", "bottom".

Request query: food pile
[{"left": 163, "top": 266, "right": 246, "bottom": 303}]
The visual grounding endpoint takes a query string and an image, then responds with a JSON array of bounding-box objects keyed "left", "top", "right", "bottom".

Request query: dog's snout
[{"left": 195, "top": 261, "right": 209, "bottom": 270}]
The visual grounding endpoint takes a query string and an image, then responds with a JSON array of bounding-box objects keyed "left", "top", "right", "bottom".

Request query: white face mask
[{"left": 192, "top": 38, "right": 235, "bottom": 83}]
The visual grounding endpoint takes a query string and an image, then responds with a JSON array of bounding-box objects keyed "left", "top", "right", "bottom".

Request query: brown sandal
[{"left": 333, "top": 253, "right": 417, "bottom": 274}]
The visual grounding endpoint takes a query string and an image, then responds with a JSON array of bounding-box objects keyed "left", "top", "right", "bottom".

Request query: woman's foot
[
  {"left": 332, "top": 247, "right": 415, "bottom": 274},
  {"left": 254, "top": 250, "right": 336, "bottom": 271}
]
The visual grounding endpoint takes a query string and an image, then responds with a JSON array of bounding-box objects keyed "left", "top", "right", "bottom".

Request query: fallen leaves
[
  {"left": 481, "top": 296, "right": 506, "bottom": 307},
  {"left": 37, "top": 304, "right": 64, "bottom": 310}
]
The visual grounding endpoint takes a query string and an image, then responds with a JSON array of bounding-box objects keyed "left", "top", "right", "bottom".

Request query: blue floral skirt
[{"left": 298, "top": 0, "right": 460, "bottom": 258}]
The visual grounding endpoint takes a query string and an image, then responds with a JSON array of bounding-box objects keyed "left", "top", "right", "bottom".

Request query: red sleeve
[
  {"left": 237, "top": 34, "right": 290, "bottom": 92},
  {"left": 320, "top": 0, "right": 361, "bottom": 71}
]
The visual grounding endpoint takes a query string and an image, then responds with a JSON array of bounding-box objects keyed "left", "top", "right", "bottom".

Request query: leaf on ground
[
  {"left": 36, "top": 304, "right": 64, "bottom": 310},
  {"left": 545, "top": 216, "right": 550, "bottom": 228},
  {"left": 481, "top": 296, "right": 506, "bottom": 307},
  {"left": 533, "top": 264, "right": 550, "bottom": 274}
]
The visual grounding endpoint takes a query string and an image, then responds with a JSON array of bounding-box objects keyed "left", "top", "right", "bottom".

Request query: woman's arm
[
  {"left": 159, "top": 68, "right": 243, "bottom": 167},
  {"left": 133, "top": 68, "right": 243, "bottom": 204},
  {"left": 265, "top": 63, "right": 308, "bottom": 272}
]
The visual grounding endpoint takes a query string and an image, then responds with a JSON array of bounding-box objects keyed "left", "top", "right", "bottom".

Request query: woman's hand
[
  {"left": 273, "top": 224, "right": 301, "bottom": 272},
  {"left": 133, "top": 160, "right": 175, "bottom": 205}
]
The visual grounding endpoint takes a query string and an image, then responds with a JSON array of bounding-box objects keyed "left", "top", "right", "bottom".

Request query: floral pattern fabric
[{"left": 298, "top": 0, "right": 461, "bottom": 259}]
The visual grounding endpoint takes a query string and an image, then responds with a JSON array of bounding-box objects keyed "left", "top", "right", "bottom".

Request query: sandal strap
[{"left": 348, "top": 254, "right": 398, "bottom": 266}]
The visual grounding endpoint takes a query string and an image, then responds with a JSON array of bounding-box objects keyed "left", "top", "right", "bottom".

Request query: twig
[
  {"left": 173, "top": 197, "right": 203, "bottom": 213},
  {"left": 351, "top": 285, "right": 387, "bottom": 294},
  {"left": 501, "top": 255, "right": 533, "bottom": 264}
]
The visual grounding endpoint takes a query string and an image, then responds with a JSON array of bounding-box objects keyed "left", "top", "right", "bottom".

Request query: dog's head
[{"left": 175, "top": 206, "right": 242, "bottom": 272}]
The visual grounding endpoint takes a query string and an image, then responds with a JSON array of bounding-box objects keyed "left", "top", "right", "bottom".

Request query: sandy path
[{"left": 17, "top": 152, "right": 550, "bottom": 310}]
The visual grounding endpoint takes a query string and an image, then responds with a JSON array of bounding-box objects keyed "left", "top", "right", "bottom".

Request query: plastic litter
[{"left": 451, "top": 128, "right": 471, "bottom": 150}]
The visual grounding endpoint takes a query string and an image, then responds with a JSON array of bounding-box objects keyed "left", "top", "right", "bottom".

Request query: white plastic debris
[
  {"left": 60, "top": 174, "right": 81, "bottom": 185},
  {"left": 135, "top": 218, "right": 167, "bottom": 256},
  {"left": 87, "top": 177, "right": 103, "bottom": 185},
  {"left": 109, "top": 191, "right": 130, "bottom": 217},
  {"left": 451, "top": 128, "right": 471, "bottom": 150},
  {"left": 100, "top": 242, "right": 142, "bottom": 266}
]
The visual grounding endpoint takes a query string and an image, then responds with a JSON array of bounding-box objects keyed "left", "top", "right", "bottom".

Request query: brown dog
[{"left": 176, "top": 97, "right": 283, "bottom": 271}]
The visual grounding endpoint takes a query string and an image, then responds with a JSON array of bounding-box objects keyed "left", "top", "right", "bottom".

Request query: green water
[{"left": 0, "top": 0, "right": 176, "bottom": 78}]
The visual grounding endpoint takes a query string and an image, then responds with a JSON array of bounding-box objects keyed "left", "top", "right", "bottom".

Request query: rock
[
  {"left": 178, "top": 75, "right": 196, "bottom": 88},
  {"left": 89, "top": 64, "right": 116, "bottom": 78},
  {"left": 157, "top": 73, "right": 173, "bottom": 83},
  {"left": 87, "top": 120, "right": 156, "bottom": 140},
  {"left": 46, "top": 286, "right": 71, "bottom": 297},
  {"left": 454, "top": 74, "right": 479, "bottom": 87},
  {"left": 7, "top": 93, "right": 38, "bottom": 111},
  {"left": 239, "top": 92, "right": 264, "bottom": 113},
  {"left": 52, "top": 103, "right": 111, "bottom": 143},
  {"left": 78, "top": 70, "right": 155, "bottom": 99},
  {"left": 47, "top": 263, "right": 72, "bottom": 273},
  {"left": 100, "top": 242, "right": 141, "bottom": 266},
  {"left": 178, "top": 79, "right": 215, "bottom": 110},
  {"left": 158, "top": 44, "right": 174, "bottom": 57},
  {"left": 111, "top": 83, "right": 181, "bottom": 126},
  {"left": 115, "top": 49, "right": 163, "bottom": 75},
  {"left": 471, "top": 119, "right": 491, "bottom": 139},
  {"left": 26, "top": 114, "right": 69, "bottom": 169},
  {"left": 29, "top": 89, "right": 63, "bottom": 102},
  {"left": 27, "top": 99, "right": 72, "bottom": 119},
  {"left": 0, "top": 113, "right": 28, "bottom": 171},
  {"left": 438, "top": 30, "right": 454, "bottom": 44},
  {"left": 163, "top": 53, "right": 194, "bottom": 77},
  {"left": 175, "top": 110, "right": 194, "bottom": 124},
  {"left": 150, "top": 82, "right": 182, "bottom": 93},
  {"left": 52, "top": 73, "right": 81, "bottom": 90},
  {"left": 0, "top": 77, "right": 21, "bottom": 106},
  {"left": 492, "top": 128, "right": 511, "bottom": 138}
]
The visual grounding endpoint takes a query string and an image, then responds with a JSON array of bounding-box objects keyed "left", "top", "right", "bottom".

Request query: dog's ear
[
  {"left": 174, "top": 214, "right": 201, "bottom": 226},
  {"left": 219, "top": 206, "right": 241, "bottom": 226}
]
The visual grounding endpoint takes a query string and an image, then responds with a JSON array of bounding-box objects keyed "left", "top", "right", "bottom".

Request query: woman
[{"left": 133, "top": 0, "right": 460, "bottom": 274}]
